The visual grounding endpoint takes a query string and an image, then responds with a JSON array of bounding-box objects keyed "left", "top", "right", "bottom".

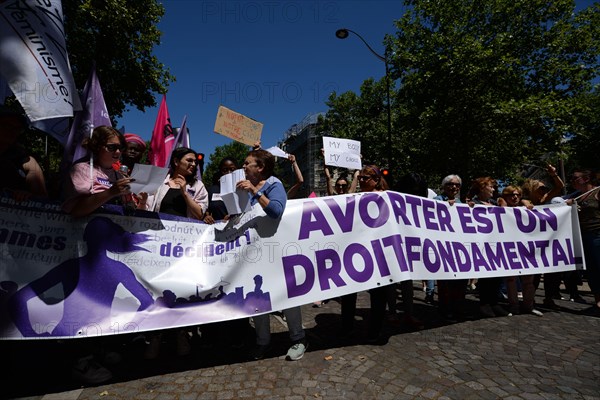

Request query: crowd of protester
[{"left": 1, "top": 107, "right": 598, "bottom": 386}]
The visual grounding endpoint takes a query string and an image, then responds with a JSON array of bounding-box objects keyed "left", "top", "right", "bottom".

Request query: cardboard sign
[
  {"left": 214, "top": 105, "right": 263, "bottom": 146},
  {"left": 322, "top": 136, "right": 362, "bottom": 170}
]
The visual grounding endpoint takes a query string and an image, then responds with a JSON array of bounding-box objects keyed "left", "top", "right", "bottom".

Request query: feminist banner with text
[
  {"left": 0, "top": 0, "right": 81, "bottom": 121},
  {"left": 0, "top": 192, "right": 583, "bottom": 340}
]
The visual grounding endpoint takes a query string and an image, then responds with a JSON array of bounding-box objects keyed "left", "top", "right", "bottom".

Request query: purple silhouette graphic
[{"left": 8, "top": 217, "right": 154, "bottom": 337}]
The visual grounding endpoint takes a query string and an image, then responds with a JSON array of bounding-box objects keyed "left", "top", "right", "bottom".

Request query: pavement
[{"left": 3, "top": 280, "right": 599, "bottom": 400}]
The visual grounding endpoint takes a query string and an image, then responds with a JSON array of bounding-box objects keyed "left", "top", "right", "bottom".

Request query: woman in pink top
[{"left": 62, "top": 126, "right": 140, "bottom": 217}]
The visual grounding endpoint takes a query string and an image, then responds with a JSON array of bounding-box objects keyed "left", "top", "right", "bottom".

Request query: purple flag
[
  {"left": 63, "top": 65, "right": 111, "bottom": 166},
  {"left": 172, "top": 114, "right": 189, "bottom": 150}
]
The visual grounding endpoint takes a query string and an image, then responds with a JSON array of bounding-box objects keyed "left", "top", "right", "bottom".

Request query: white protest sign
[{"left": 323, "top": 136, "right": 362, "bottom": 169}]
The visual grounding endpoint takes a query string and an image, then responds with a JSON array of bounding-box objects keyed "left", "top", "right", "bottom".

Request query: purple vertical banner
[
  {"left": 172, "top": 114, "right": 189, "bottom": 150},
  {"left": 62, "top": 64, "right": 112, "bottom": 166}
]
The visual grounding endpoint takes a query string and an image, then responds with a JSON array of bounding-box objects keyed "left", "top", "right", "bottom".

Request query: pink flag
[
  {"left": 149, "top": 95, "right": 173, "bottom": 167},
  {"left": 62, "top": 65, "right": 111, "bottom": 166}
]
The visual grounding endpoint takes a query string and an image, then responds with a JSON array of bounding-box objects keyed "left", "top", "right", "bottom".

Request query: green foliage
[
  {"left": 202, "top": 141, "right": 251, "bottom": 185},
  {"left": 16, "top": 1, "right": 173, "bottom": 193},
  {"left": 63, "top": 0, "right": 174, "bottom": 120},
  {"left": 321, "top": 0, "right": 600, "bottom": 188}
]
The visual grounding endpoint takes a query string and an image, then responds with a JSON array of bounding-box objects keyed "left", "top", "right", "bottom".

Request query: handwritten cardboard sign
[
  {"left": 214, "top": 105, "right": 263, "bottom": 146},
  {"left": 322, "top": 136, "right": 362, "bottom": 170}
]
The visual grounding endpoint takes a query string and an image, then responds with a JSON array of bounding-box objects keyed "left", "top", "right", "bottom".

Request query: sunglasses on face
[
  {"left": 358, "top": 175, "right": 373, "bottom": 182},
  {"left": 336, "top": 183, "right": 348, "bottom": 188},
  {"left": 104, "top": 144, "right": 124, "bottom": 152},
  {"left": 445, "top": 183, "right": 461, "bottom": 187}
]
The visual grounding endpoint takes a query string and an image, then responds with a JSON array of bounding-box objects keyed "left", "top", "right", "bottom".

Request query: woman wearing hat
[{"left": 122, "top": 133, "right": 147, "bottom": 173}]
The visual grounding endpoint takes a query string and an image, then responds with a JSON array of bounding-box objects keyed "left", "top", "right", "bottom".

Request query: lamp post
[{"left": 335, "top": 28, "right": 392, "bottom": 171}]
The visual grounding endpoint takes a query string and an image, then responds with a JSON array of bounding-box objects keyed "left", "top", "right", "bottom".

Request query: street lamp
[{"left": 335, "top": 28, "right": 392, "bottom": 171}]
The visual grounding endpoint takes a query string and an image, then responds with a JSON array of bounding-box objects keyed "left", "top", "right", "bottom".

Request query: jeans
[
  {"left": 253, "top": 306, "right": 305, "bottom": 346},
  {"left": 425, "top": 280, "right": 435, "bottom": 297}
]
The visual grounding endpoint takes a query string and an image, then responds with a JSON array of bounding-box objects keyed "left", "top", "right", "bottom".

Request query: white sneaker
[
  {"left": 71, "top": 355, "right": 112, "bottom": 384},
  {"left": 530, "top": 309, "right": 544, "bottom": 317},
  {"left": 286, "top": 340, "right": 308, "bottom": 361}
]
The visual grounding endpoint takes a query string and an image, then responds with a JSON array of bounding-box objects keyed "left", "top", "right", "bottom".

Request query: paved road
[{"left": 4, "top": 281, "right": 599, "bottom": 400}]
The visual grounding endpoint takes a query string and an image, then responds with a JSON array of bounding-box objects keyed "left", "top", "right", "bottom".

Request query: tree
[
  {"left": 14, "top": 1, "right": 173, "bottom": 196},
  {"left": 63, "top": 0, "right": 174, "bottom": 120},
  {"left": 320, "top": 0, "right": 600, "bottom": 188},
  {"left": 202, "top": 141, "right": 251, "bottom": 185},
  {"left": 389, "top": 0, "right": 600, "bottom": 184},
  {"left": 319, "top": 78, "right": 399, "bottom": 168}
]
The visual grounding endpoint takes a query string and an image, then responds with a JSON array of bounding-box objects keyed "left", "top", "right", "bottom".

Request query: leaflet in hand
[
  {"left": 219, "top": 169, "right": 251, "bottom": 215},
  {"left": 129, "top": 164, "right": 169, "bottom": 195}
]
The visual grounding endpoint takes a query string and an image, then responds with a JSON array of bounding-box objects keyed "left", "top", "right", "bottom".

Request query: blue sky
[
  {"left": 120, "top": 0, "right": 596, "bottom": 166},
  {"left": 119, "top": 0, "right": 408, "bottom": 165}
]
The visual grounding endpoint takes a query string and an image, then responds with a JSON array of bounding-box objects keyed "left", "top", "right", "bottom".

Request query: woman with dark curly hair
[{"left": 148, "top": 146, "right": 208, "bottom": 220}]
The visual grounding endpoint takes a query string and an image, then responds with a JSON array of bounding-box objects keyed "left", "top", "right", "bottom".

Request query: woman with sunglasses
[
  {"left": 500, "top": 186, "right": 543, "bottom": 317},
  {"left": 340, "top": 165, "right": 390, "bottom": 343},
  {"left": 62, "top": 126, "right": 139, "bottom": 217},
  {"left": 321, "top": 148, "right": 359, "bottom": 196},
  {"left": 521, "top": 165, "right": 566, "bottom": 310},
  {"left": 433, "top": 175, "right": 469, "bottom": 321},
  {"left": 468, "top": 177, "right": 511, "bottom": 318}
]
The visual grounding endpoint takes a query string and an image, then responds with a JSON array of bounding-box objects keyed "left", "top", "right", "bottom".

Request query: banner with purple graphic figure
[{"left": 0, "top": 192, "right": 583, "bottom": 340}]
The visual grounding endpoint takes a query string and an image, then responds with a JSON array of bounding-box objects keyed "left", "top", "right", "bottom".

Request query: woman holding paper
[
  {"left": 148, "top": 147, "right": 208, "bottom": 220},
  {"left": 237, "top": 149, "right": 308, "bottom": 361},
  {"left": 236, "top": 148, "right": 287, "bottom": 219},
  {"left": 62, "top": 126, "right": 141, "bottom": 217}
]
